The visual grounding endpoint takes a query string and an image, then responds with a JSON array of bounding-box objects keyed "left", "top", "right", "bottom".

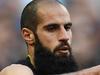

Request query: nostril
[
  {"left": 58, "top": 32, "right": 70, "bottom": 42},
  {"left": 59, "top": 39, "right": 69, "bottom": 44},
  {"left": 58, "top": 27, "right": 71, "bottom": 43}
]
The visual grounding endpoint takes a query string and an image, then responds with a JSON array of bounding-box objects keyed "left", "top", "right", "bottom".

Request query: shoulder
[{"left": 1, "top": 64, "right": 33, "bottom": 75}]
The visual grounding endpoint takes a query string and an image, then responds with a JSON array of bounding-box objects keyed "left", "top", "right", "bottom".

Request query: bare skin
[
  {"left": 62, "top": 65, "right": 100, "bottom": 75},
  {"left": 1, "top": 64, "right": 100, "bottom": 75},
  {"left": 0, "top": 64, "right": 33, "bottom": 75}
]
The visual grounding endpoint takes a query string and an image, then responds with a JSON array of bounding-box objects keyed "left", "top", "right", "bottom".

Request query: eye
[
  {"left": 44, "top": 24, "right": 59, "bottom": 32},
  {"left": 64, "top": 23, "right": 72, "bottom": 31}
]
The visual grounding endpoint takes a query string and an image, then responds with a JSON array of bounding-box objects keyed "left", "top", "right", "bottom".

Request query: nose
[{"left": 58, "top": 27, "right": 72, "bottom": 43}]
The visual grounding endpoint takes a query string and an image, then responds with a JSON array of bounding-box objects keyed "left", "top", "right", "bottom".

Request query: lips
[{"left": 54, "top": 46, "right": 70, "bottom": 57}]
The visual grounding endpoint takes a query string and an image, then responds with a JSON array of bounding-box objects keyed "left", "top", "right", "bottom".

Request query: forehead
[{"left": 37, "top": 1, "right": 71, "bottom": 25}]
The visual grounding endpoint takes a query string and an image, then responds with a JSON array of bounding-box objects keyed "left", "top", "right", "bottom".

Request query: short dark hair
[
  {"left": 21, "top": 0, "right": 63, "bottom": 31},
  {"left": 21, "top": 0, "right": 39, "bottom": 31}
]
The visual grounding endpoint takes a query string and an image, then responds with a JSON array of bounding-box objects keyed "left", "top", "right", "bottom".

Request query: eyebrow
[
  {"left": 43, "top": 23, "right": 59, "bottom": 29},
  {"left": 43, "top": 22, "right": 72, "bottom": 28},
  {"left": 64, "top": 22, "right": 72, "bottom": 26},
  {"left": 46, "top": 22, "right": 72, "bottom": 26}
]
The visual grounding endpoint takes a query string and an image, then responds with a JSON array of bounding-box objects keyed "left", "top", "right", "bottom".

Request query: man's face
[
  {"left": 33, "top": 2, "right": 78, "bottom": 74},
  {"left": 36, "top": 3, "right": 72, "bottom": 58}
]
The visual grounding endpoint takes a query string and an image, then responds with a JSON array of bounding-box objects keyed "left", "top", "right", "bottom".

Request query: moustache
[{"left": 54, "top": 42, "right": 71, "bottom": 53}]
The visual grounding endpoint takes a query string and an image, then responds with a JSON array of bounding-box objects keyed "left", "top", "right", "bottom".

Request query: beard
[{"left": 34, "top": 36, "right": 78, "bottom": 75}]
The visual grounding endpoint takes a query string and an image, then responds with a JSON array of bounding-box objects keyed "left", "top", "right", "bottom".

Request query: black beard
[{"left": 34, "top": 36, "right": 78, "bottom": 75}]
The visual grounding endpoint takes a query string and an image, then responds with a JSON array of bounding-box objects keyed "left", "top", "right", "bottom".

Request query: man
[
  {"left": 1, "top": 0, "right": 100, "bottom": 75},
  {"left": 19, "top": 0, "right": 78, "bottom": 74}
]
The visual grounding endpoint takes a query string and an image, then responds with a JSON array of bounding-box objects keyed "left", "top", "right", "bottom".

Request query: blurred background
[{"left": 0, "top": 0, "right": 100, "bottom": 70}]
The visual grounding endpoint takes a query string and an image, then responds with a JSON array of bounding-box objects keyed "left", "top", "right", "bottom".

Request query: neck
[{"left": 27, "top": 45, "right": 35, "bottom": 67}]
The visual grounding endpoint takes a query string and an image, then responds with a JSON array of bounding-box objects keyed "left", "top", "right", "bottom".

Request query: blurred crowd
[{"left": 0, "top": 0, "right": 100, "bottom": 70}]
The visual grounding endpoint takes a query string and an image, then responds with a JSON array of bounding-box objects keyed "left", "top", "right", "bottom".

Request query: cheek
[
  {"left": 37, "top": 32, "right": 58, "bottom": 52},
  {"left": 68, "top": 30, "right": 72, "bottom": 45}
]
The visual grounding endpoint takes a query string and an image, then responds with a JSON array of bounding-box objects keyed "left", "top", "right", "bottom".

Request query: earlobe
[{"left": 21, "top": 28, "right": 35, "bottom": 45}]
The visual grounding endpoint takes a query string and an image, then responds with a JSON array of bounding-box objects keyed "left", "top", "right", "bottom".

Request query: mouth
[{"left": 54, "top": 46, "right": 70, "bottom": 57}]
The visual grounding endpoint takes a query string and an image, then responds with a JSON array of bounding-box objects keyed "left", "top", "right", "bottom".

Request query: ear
[{"left": 21, "top": 28, "right": 35, "bottom": 45}]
